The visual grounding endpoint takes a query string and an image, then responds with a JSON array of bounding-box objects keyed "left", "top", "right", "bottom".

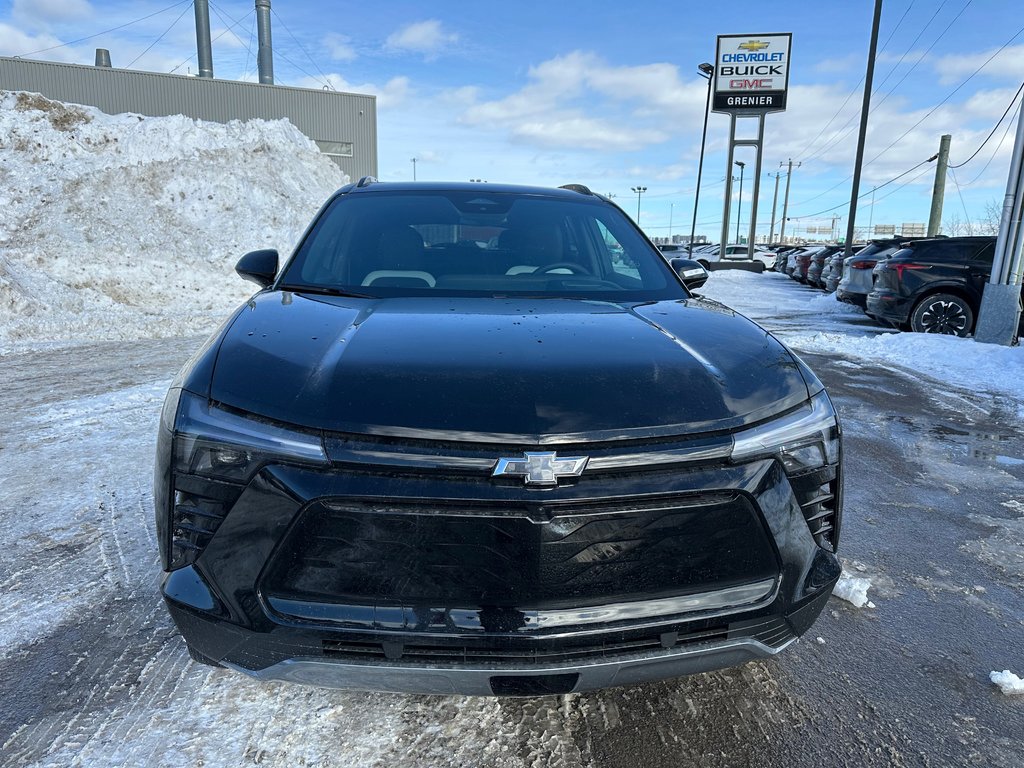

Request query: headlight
[
  {"left": 730, "top": 391, "right": 840, "bottom": 473},
  {"left": 173, "top": 391, "right": 328, "bottom": 482}
]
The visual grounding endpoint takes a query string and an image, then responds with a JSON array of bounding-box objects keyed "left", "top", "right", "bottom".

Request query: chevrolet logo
[
  {"left": 738, "top": 40, "right": 770, "bottom": 51},
  {"left": 492, "top": 452, "right": 589, "bottom": 486}
]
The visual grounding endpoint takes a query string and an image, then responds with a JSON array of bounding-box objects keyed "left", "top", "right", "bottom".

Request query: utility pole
[
  {"left": 768, "top": 171, "right": 783, "bottom": 243},
  {"left": 845, "top": 0, "right": 884, "bottom": 257},
  {"left": 975, "top": 99, "right": 1024, "bottom": 345},
  {"left": 632, "top": 186, "right": 647, "bottom": 225},
  {"left": 669, "top": 202, "right": 674, "bottom": 240},
  {"left": 779, "top": 159, "right": 800, "bottom": 244},
  {"left": 927, "top": 134, "right": 952, "bottom": 236}
]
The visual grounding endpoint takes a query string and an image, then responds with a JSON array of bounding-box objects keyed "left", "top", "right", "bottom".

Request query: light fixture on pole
[
  {"left": 690, "top": 62, "right": 715, "bottom": 252},
  {"left": 631, "top": 186, "right": 647, "bottom": 225},
  {"left": 734, "top": 160, "right": 746, "bottom": 243},
  {"left": 410, "top": 157, "right": 418, "bottom": 181}
]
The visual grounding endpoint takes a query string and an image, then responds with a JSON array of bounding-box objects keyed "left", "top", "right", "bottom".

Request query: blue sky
[{"left": 2, "top": 0, "right": 1023, "bottom": 241}]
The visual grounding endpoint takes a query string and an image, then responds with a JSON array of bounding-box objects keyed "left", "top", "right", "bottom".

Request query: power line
[
  {"left": 795, "top": 0, "right": 919, "bottom": 163},
  {"left": 13, "top": 0, "right": 192, "bottom": 58},
  {"left": 124, "top": 2, "right": 194, "bottom": 69},
  {"left": 801, "top": 0, "right": 962, "bottom": 166},
  {"left": 208, "top": 1, "right": 256, "bottom": 57},
  {"left": 949, "top": 80, "right": 1024, "bottom": 168},
  {"left": 788, "top": 157, "right": 935, "bottom": 220},
  {"left": 963, "top": 95, "right": 1022, "bottom": 186},
  {"left": 271, "top": 8, "right": 334, "bottom": 88},
  {"left": 861, "top": 16, "right": 1024, "bottom": 171},
  {"left": 168, "top": 10, "right": 254, "bottom": 74}
]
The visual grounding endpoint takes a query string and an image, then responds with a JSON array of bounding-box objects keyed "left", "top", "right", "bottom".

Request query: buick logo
[{"left": 492, "top": 452, "right": 589, "bottom": 486}]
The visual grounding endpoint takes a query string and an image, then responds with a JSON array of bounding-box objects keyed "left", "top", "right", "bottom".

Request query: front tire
[{"left": 910, "top": 293, "right": 973, "bottom": 337}]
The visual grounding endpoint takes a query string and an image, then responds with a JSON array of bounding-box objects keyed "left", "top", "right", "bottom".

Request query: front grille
[
  {"left": 316, "top": 615, "right": 792, "bottom": 665},
  {"left": 322, "top": 624, "right": 731, "bottom": 664},
  {"left": 263, "top": 493, "right": 779, "bottom": 613}
]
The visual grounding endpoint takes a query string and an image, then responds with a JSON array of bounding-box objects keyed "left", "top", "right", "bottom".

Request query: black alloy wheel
[{"left": 910, "top": 293, "right": 974, "bottom": 337}]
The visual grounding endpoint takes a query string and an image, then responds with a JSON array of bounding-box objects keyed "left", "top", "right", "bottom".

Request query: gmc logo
[{"left": 729, "top": 79, "right": 774, "bottom": 89}]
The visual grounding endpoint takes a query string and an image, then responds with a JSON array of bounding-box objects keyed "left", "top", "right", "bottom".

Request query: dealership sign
[{"left": 712, "top": 33, "right": 792, "bottom": 114}]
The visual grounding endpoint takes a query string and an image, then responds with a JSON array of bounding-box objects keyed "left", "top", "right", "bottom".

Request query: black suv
[
  {"left": 866, "top": 236, "right": 996, "bottom": 335},
  {"left": 155, "top": 180, "right": 842, "bottom": 696}
]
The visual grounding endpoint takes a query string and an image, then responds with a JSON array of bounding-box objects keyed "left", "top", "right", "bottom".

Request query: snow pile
[
  {"left": 701, "top": 270, "right": 1024, "bottom": 404},
  {"left": 832, "top": 572, "right": 874, "bottom": 608},
  {"left": 989, "top": 670, "right": 1024, "bottom": 695},
  {"left": 0, "top": 91, "right": 347, "bottom": 351},
  {"left": 787, "top": 330, "right": 1024, "bottom": 402}
]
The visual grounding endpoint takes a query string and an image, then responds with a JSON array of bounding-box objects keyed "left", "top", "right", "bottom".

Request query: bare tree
[{"left": 978, "top": 199, "right": 1003, "bottom": 235}]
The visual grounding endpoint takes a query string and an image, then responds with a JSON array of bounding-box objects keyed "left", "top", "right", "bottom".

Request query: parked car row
[
  {"left": 762, "top": 235, "right": 1016, "bottom": 338},
  {"left": 677, "top": 242, "right": 776, "bottom": 269}
]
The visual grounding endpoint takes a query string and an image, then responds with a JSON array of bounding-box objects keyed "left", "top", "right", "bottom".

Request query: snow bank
[
  {"left": 989, "top": 670, "right": 1024, "bottom": 695},
  {"left": 701, "top": 270, "right": 1024, "bottom": 405},
  {"left": 787, "top": 330, "right": 1024, "bottom": 402},
  {"left": 0, "top": 91, "right": 347, "bottom": 352},
  {"left": 832, "top": 572, "right": 874, "bottom": 608}
]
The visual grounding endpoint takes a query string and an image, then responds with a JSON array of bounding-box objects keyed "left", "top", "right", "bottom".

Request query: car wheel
[
  {"left": 187, "top": 644, "right": 224, "bottom": 667},
  {"left": 910, "top": 293, "right": 973, "bottom": 337}
]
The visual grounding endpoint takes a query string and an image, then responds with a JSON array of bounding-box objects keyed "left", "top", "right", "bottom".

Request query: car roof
[{"left": 336, "top": 179, "right": 610, "bottom": 202}]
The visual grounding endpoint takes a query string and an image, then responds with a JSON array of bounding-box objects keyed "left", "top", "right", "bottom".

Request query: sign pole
[
  {"left": 720, "top": 115, "right": 737, "bottom": 253},
  {"left": 747, "top": 115, "right": 765, "bottom": 253}
]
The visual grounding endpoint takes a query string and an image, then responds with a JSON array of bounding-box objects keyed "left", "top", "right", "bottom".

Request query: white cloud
[
  {"left": 458, "top": 51, "right": 704, "bottom": 153},
  {"left": 932, "top": 44, "right": 1024, "bottom": 85},
  {"left": 12, "top": 0, "right": 92, "bottom": 27},
  {"left": 0, "top": 22, "right": 74, "bottom": 60},
  {"left": 385, "top": 20, "right": 457, "bottom": 57},
  {"left": 299, "top": 73, "right": 411, "bottom": 110},
  {"left": 323, "top": 33, "right": 356, "bottom": 62}
]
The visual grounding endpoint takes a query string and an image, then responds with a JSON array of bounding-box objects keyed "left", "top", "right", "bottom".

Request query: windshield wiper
[{"left": 278, "top": 284, "right": 374, "bottom": 299}]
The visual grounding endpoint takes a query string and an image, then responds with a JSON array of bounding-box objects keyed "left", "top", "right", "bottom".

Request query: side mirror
[
  {"left": 670, "top": 257, "right": 709, "bottom": 291},
  {"left": 235, "top": 249, "right": 279, "bottom": 288}
]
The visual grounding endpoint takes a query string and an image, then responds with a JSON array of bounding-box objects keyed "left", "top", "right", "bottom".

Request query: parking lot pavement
[{"left": 1, "top": 292, "right": 1022, "bottom": 767}]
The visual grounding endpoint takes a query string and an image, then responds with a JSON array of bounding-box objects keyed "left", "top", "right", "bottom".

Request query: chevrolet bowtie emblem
[
  {"left": 738, "top": 40, "right": 770, "bottom": 51},
  {"left": 492, "top": 452, "right": 589, "bottom": 486}
]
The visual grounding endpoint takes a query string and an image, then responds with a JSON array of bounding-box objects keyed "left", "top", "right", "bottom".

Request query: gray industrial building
[{"left": 0, "top": 55, "right": 377, "bottom": 179}]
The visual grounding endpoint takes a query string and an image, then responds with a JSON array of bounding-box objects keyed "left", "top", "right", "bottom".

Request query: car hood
[{"left": 209, "top": 292, "right": 811, "bottom": 442}]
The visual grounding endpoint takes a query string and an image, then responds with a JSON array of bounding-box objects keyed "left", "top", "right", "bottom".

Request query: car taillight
[
  {"left": 889, "top": 263, "right": 930, "bottom": 280},
  {"left": 851, "top": 260, "right": 877, "bottom": 270}
]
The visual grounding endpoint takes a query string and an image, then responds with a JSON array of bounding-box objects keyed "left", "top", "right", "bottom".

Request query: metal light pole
[
  {"left": 669, "top": 202, "right": 674, "bottom": 240},
  {"left": 631, "top": 186, "right": 647, "bottom": 225},
  {"left": 689, "top": 63, "right": 715, "bottom": 253},
  {"left": 410, "top": 157, "right": 418, "bottom": 180},
  {"left": 734, "top": 161, "right": 746, "bottom": 243}
]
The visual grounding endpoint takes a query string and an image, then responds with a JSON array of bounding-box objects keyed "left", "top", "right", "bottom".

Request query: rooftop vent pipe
[
  {"left": 255, "top": 0, "right": 274, "bottom": 84},
  {"left": 193, "top": 0, "right": 214, "bottom": 78},
  {"left": 94, "top": 48, "right": 111, "bottom": 68}
]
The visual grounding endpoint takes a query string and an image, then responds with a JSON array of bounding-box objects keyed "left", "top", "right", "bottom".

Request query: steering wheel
[{"left": 537, "top": 261, "right": 592, "bottom": 276}]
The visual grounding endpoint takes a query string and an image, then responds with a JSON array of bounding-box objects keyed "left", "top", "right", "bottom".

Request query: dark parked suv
[
  {"left": 156, "top": 180, "right": 842, "bottom": 696},
  {"left": 866, "top": 236, "right": 996, "bottom": 335}
]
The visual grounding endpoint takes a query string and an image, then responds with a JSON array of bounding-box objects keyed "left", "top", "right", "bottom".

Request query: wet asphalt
[{"left": 0, "top": 301, "right": 1022, "bottom": 766}]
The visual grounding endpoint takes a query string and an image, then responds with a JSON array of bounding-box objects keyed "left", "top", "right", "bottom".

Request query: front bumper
[{"left": 160, "top": 453, "right": 841, "bottom": 695}]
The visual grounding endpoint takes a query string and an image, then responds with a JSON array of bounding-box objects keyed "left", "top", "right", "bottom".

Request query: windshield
[{"left": 278, "top": 190, "right": 684, "bottom": 300}]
